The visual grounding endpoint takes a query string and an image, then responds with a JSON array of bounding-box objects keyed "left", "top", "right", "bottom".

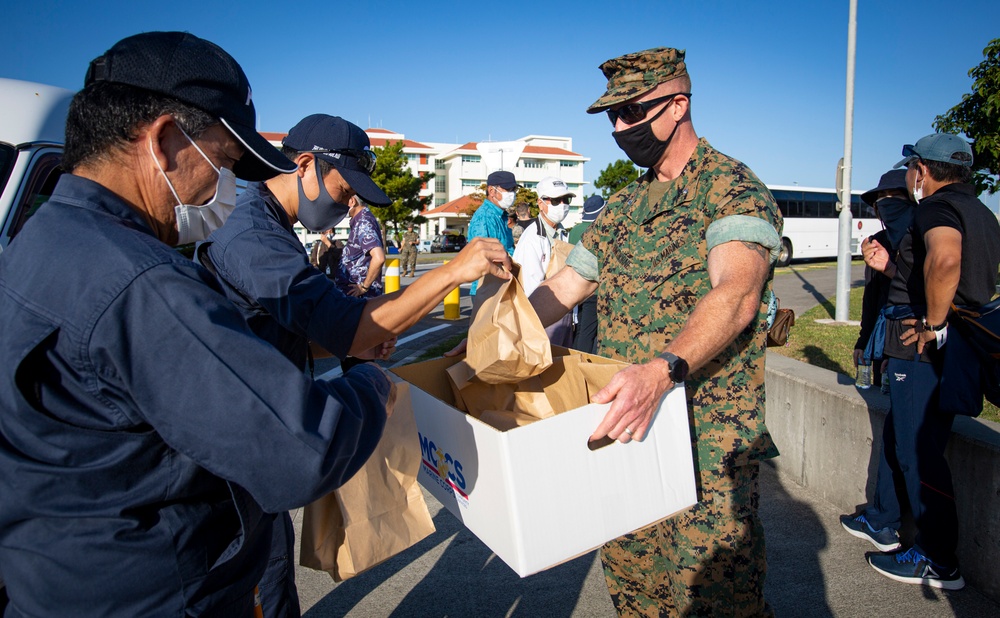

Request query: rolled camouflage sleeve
[{"left": 706, "top": 214, "right": 782, "bottom": 263}]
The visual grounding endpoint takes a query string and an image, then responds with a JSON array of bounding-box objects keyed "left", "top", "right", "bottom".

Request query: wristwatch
[
  {"left": 658, "top": 351, "right": 690, "bottom": 383},
  {"left": 922, "top": 318, "right": 947, "bottom": 332}
]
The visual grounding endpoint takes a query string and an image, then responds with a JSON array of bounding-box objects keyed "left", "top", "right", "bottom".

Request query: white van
[{"left": 0, "top": 78, "right": 73, "bottom": 254}]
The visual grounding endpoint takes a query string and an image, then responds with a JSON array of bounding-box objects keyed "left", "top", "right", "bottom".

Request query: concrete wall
[{"left": 765, "top": 352, "right": 1000, "bottom": 602}]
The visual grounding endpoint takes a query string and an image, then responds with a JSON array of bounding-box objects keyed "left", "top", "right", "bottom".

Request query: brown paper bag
[
  {"left": 299, "top": 382, "right": 435, "bottom": 581},
  {"left": 467, "top": 263, "right": 553, "bottom": 384}
]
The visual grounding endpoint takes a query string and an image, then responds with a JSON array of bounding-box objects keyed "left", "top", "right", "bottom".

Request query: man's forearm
[
  {"left": 349, "top": 265, "right": 463, "bottom": 355},
  {"left": 664, "top": 280, "right": 762, "bottom": 374}
]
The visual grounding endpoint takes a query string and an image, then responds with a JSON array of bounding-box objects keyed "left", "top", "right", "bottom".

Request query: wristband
[
  {"left": 922, "top": 318, "right": 947, "bottom": 332},
  {"left": 934, "top": 324, "right": 948, "bottom": 348}
]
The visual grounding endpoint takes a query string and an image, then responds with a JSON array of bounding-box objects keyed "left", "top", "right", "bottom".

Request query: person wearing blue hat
[
  {"left": 842, "top": 133, "right": 1000, "bottom": 591},
  {"left": 467, "top": 170, "right": 518, "bottom": 296},
  {"left": 202, "top": 114, "right": 512, "bottom": 617},
  {"left": 569, "top": 195, "right": 607, "bottom": 353}
]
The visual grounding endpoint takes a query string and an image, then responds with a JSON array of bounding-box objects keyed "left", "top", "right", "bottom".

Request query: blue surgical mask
[{"left": 296, "top": 162, "right": 350, "bottom": 232}]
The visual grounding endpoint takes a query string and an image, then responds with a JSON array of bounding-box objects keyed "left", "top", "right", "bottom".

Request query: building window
[
  {"left": 461, "top": 155, "right": 481, "bottom": 163},
  {"left": 435, "top": 197, "right": 446, "bottom": 207},
  {"left": 560, "top": 160, "right": 578, "bottom": 167},
  {"left": 522, "top": 159, "right": 544, "bottom": 169},
  {"left": 462, "top": 179, "right": 481, "bottom": 188},
  {"left": 435, "top": 159, "right": 446, "bottom": 170},
  {"left": 435, "top": 177, "right": 446, "bottom": 193},
  {"left": 522, "top": 181, "right": 537, "bottom": 189},
  {"left": 406, "top": 154, "right": 418, "bottom": 163}
]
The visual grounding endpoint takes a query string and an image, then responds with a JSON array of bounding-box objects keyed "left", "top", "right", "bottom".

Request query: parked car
[
  {"left": 0, "top": 79, "right": 73, "bottom": 253},
  {"left": 430, "top": 234, "right": 467, "bottom": 253},
  {"left": 417, "top": 239, "right": 433, "bottom": 253}
]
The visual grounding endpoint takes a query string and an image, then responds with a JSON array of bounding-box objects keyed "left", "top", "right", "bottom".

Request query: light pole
[{"left": 835, "top": 0, "right": 858, "bottom": 322}]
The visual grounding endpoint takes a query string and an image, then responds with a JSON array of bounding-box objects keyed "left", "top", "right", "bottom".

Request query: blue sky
[{"left": 2, "top": 1, "right": 998, "bottom": 203}]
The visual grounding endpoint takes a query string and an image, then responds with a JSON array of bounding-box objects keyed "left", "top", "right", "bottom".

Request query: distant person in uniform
[
  {"left": 511, "top": 201, "right": 535, "bottom": 246},
  {"left": 399, "top": 222, "right": 420, "bottom": 277}
]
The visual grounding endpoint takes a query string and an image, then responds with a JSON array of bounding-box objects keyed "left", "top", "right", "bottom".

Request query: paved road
[
  {"left": 294, "top": 259, "right": 999, "bottom": 616},
  {"left": 772, "top": 260, "right": 866, "bottom": 317}
]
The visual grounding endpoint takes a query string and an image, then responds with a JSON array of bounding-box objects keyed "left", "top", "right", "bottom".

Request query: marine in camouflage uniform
[
  {"left": 400, "top": 227, "right": 420, "bottom": 277},
  {"left": 562, "top": 48, "right": 783, "bottom": 616}
]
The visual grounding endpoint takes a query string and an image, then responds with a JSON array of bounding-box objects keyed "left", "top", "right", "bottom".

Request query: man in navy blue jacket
[
  {"left": 0, "top": 32, "right": 396, "bottom": 617},
  {"left": 203, "top": 114, "right": 511, "bottom": 616}
]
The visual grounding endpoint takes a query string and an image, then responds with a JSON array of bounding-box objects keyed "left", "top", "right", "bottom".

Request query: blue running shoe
[
  {"left": 867, "top": 548, "right": 965, "bottom": 590},
  {"left": 839, "top": 513, "right": 901, "bottom": 551}
]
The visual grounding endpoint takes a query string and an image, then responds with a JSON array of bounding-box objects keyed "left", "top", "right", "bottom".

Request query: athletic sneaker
[
  {"left": 867, "top": 548, "right": 965, "bottom": 590},
  {"left": 840, "top": 513, "right": 901, "bottom": 551}
]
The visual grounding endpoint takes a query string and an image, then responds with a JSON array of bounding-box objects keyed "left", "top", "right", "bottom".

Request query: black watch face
[{"left": 672, "top": 358, "right": 689, "bottom": 382}]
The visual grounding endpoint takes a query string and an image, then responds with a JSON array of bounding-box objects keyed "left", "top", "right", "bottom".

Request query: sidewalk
[{"left": 294, "top": 463, "right": 1000, "bottom": 616}]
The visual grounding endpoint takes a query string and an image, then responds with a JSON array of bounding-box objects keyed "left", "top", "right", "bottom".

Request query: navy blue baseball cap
[
  {"left": 283, "top": 114, "right": 390, "bottom": 206},
  {"left": 486, "top": 170, "right": 520, "bottom": 190},
  {"left": 894, "top": 133, "right": 974, "bottom": 169},
  {"left": 581, "top": 195, "right": 606, "bottom": 221},
  {"left": 85, "top": 31, "right": 297, "bottom": 182}
]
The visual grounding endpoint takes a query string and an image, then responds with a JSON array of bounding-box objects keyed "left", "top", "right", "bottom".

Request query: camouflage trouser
[
  {"left": 601, "top": 462, "right": 770, "bottom": 617},
  {"left": 399, "top": 248, "right": 417, "bottom": 276}
]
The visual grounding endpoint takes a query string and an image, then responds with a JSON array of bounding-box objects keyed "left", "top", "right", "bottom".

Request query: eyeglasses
[
  {"left": 607, "top": 92, "right": 690, "bottom": 126},
  {"left": 306, "top": 148, "right": 377, "bottom": 175},
  {"left": 545, "top": 196, "right": 572, "bottom": 206}
]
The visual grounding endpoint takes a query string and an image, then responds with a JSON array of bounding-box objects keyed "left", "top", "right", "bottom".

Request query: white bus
[{"left": 768, "top": 185, "right": 882, "bottom": 267}]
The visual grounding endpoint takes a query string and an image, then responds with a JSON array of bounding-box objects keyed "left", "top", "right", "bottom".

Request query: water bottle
[
  {"left": 880, "top": 369, "right": 890, "bottom": 395},
  {"left": 855, "top": 361, "right": 872, "bottom": 389}
]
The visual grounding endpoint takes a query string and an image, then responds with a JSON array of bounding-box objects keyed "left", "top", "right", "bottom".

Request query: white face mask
[
  {"left": 497, "top": 189, "right": 516, "bottom": 209},
  {"left": 545, "top": 202, "right": 568, "bottom": 224},
  {"left": 150, "top": 125, "right": 238, "bottom": 245},
  {"left": 911, "top": 177, "right": 923, "bottom": 203}
]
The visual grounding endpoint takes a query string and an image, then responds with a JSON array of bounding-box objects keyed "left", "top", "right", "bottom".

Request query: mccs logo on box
[{"left": 418, "top": 432, "right": 468, "bottom": 503}]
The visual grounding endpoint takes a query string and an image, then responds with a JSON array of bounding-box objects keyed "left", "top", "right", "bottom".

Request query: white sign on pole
[{"left": 476, "top": 140, "right": 526, "bottom": 173}]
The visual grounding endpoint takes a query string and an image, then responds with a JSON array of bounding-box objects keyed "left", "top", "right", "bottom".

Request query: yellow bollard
[
  {"left": 442, "top": 260, "right": 461, "bottom": 320},
  {"left": 385, "top": 257, "right": 400, "bottom": 293}
]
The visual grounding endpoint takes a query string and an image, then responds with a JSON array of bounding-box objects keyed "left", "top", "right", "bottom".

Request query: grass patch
[
  {"left": 770, "top": 287, "right": 999, "bottom": 423},
  {"left": 414, "top": 332, "right": 468, "bottom": 363}
]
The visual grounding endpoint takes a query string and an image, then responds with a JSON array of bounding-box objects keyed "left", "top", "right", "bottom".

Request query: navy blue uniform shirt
[
  {"left": 0, "top": 175, "right": 389, "bottom": 616},
  {"left": 205, "top": 182, "right": 365, "bottom": 368}
]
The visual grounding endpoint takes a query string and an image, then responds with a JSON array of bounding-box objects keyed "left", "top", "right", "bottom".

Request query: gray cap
[{"left": 894, "top": 133, "right": 973, "bottom": 169}]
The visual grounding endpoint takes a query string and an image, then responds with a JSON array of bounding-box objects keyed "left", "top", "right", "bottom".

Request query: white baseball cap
[{"left": 536, "top": 176, "right": 576, "bottom": 199}]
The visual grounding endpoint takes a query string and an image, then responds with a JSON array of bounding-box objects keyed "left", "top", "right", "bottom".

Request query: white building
[{"left": 260, "top": 129, "right": 589, "bottom": 244}]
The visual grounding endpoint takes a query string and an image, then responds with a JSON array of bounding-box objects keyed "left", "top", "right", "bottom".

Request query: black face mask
[
  {"left": 296, "top": 163, "right": 350, "bottom": 232},
  {"left": 611, "top": 101, "right": 679, "bottom": 169},
  {"left": 876, "top": 196, "right": 915, "bottom": 252}
]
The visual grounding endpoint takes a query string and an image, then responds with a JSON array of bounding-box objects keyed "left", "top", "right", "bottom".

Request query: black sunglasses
[
  {"left": 307, "top": 148, "right": 377, "bottom": 175},
  {"left": 545, "top": 196, "right": 572, "bottom": 206},
  {"left": 607, "top": 92, "right": 690, "bottom": 126}
]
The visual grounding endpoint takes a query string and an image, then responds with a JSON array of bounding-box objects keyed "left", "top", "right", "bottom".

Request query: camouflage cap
[{"left": 586, "top": 47, "right": 688, "bottom": 114}]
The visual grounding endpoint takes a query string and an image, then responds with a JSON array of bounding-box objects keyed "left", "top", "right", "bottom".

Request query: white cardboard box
[{"left": 391, "top": 354, "right": 697, "bottom": 577}]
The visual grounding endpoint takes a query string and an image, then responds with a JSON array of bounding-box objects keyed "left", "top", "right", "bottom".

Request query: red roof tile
[
  {"left": 368, "top": 137, "right": 433, "bottom": 150},
  {"left": 420, "top": 194, "right": 481, "bottom": 216},
  {"left": 523, "top": 145, "right": 582, "bottom": 156},
  {"left": 366, "top": 128, "right": 397, "bottom": 134}
]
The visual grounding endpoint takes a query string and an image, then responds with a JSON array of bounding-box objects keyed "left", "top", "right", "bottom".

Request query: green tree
[
  {"left": 594, "top": 159, "right": 641, "bottom": 199},
  {"left": 369, "top": 140, "right": 434, "bottom": 239},
  {"left": 933, "top": 38, "right": 1000, "bottom": 194}
]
